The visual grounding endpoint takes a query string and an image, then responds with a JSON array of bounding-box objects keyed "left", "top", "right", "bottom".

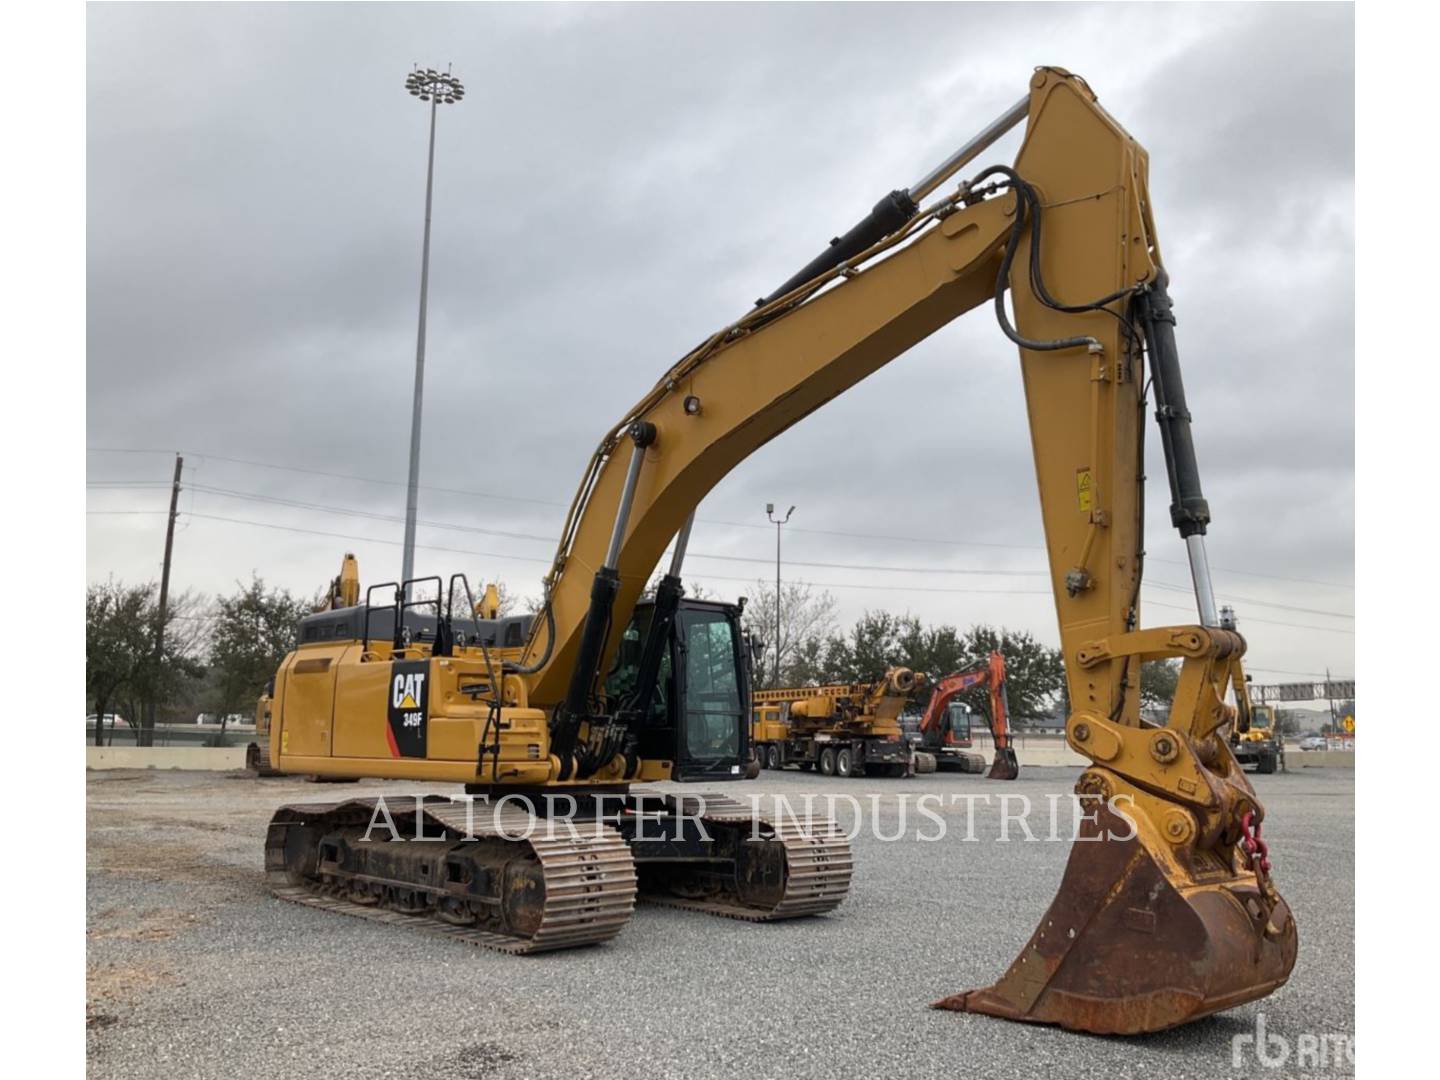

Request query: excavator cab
[
  {"left": 605, "top": 597, "right": 751, "bottom": 782},
  {"left": 942, "top": 702, "right": 974, "bottom": 746}
]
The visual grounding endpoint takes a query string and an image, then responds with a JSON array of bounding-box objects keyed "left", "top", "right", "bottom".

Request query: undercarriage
[{"left": 265, "top": 789, "right": 852, "bottom": 953}]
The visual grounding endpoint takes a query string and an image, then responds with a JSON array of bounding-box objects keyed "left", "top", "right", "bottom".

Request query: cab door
[{"left": 674, "top": 606, "right": 747, "bottom": 780}]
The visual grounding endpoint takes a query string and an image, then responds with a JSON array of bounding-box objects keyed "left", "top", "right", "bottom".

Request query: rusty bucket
[
  {"left": 935, "top": 798, "right": 1297, "bottom": 1035},
  {"left": 986, "top": 746, "right": 1020, "bottom": 781}
]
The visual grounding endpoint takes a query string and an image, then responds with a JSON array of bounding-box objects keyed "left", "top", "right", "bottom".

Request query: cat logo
[
  {"left": 392, "top": 672, "right": 426, "bottom": 711},
  {"left": 385, "top": 660, "right": 430, "bottom": 758}
]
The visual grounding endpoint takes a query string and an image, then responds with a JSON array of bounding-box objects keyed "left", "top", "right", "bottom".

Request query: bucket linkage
[{"left": 936, "top": 627, "right": 1298, "bottom": 1035}]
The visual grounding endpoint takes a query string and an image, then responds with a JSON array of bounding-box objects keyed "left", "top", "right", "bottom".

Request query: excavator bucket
[
  {"left": 986, "top": 747, "right": 1020, "bottom": 781},
  {"left": 934, "top": 794, "right": 1297, "bottom": 1034}
]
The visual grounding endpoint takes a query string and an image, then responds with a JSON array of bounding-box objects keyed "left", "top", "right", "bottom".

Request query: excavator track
[
  {"left": 245, "top": 739, "right": 283, "bottom": 777},
  {"left": 635, "top": 793, "right": 853, "bottom": 921},
  {"left": 265, "top": 796, "right": 637, "bottom": 955}
]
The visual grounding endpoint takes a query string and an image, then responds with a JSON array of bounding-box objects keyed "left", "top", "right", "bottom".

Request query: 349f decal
[{"left": 386, "top": 660, "right": 429, "bottom": 758}]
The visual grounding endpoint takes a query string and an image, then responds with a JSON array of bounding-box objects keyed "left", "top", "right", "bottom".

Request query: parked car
[
  {"left": 1299, "top": 736, "right": 1327, "bottom": 751},
  {"left": 86, "top": 713, "right": 127, "bottom": 728}
]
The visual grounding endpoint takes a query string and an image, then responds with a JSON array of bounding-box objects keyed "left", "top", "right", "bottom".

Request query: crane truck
[
  {"left": 752, "top": 668, "right": 934, "bottom": 777},
  {"left": 256, "top": 68, "right": 1295, "bottom": 1034}
]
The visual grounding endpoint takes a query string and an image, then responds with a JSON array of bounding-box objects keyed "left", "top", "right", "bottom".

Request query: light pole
[
  {"left": 400, "top": 63, "right": 465, "bottom": 586},
  {"left": 766, "top": 503, "right": 795, "bottom": 687}
]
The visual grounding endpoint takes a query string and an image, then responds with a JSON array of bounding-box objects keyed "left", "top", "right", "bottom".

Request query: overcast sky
[{"left": 86, "top": 2, "right": 1354, "bottom": 683}]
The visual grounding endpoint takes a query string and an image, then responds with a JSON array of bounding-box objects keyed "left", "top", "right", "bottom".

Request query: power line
[
  {"left": 153, "top": 510, "right": 1355, "bottom": 632},
  {"left": 87, "top": 447, "right": 1354, "bottom": 591},
  {"left": 690, "top": 551, "right": 1043, "bottom": 578},
  {"left": 185, "top": 484, "right": 558, "bottom": 544},
  {"left": 86, "top": 504, "right": 1357, "bottom": 639},
  {"left": 1141, "top": 579, "right": 1353, "bottom": 620},
  {"left": 676, "top": 570, "right": 1054, "bottom": 598},
  {"left": 1244, "top": 665, "right": 1349, "bottom": 678},
  {"left": 94, "top": 479, "right": 1353, "bottom": 607},
  {"left": 89, "top": 447, "right": 566, "bottom": 508},
  {"left": 90, "top": 478, "right": 1355, "bottom": 616},
  {"left": 1141, "top": 597, "right": 1354, "bottom": 635},
  {"left": 180, "top": 512, "right": 554, "bottom": 566},
  {"left": 174, "top": 511, "right": 1056, "bottom": 595},
  {"left": 103, "top": 480, "right": 1053, "bottom": 580}
]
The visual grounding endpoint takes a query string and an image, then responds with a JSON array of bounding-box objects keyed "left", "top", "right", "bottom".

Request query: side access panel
[{"left": 275, "top": 645, "right": 347, "bottom": 760}]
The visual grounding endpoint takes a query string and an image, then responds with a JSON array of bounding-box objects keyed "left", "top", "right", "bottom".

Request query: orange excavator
[{"left": 915, "top": 652, "right": 1020, "bottom": 779}]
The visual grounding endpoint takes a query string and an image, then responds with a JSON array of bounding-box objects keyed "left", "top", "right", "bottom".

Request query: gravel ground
[{"left": 86, "top": 766, "right": 1354, "bottom": 1079}]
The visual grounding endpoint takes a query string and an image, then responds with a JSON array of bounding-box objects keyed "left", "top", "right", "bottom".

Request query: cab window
[{"left": 681, "top": 610, "right": 741, "bottom": 760}]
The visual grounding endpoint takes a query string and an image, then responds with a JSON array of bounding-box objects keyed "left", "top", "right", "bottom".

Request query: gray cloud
[{"left": 87, "top": 2, "right": 1354, "bottom": 679}]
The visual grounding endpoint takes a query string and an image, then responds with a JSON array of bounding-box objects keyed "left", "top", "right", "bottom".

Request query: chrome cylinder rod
[
  {"left": 1185, "top": 534, "right": 1220, "bottom": 628},
  {"left": 907, "top": 95, "right": 1030, "bottom": 203},
  {"left": 603, "top": 424, "right": 655, "bottom": 571},
  {"left": 667, "top": 512, "right": 696, "bottom": 578}
]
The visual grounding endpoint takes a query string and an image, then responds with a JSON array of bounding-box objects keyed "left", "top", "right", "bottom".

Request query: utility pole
[
  {"left": 766, "top": 503, "right": 795, "bottom": 687},
  {"left": 400, "top": 64, "right": 465, "bottom": 587},
  {"left": 1325, "top": 667, "right": 1338, "bottom": 736},
  {"left": 145, "top": 453, "right": 183, "bottom": 747}
]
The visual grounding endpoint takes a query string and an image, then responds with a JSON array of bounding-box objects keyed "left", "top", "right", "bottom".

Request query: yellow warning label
[
  {"left": 1076, "top": 468, "right": 1094, "bottom": 512},
  {"left": 281, "top": 730, "right": 289, "bottom": 753},
  {"left": 399, "top": 693, "right": 419, "bottom": 709}
]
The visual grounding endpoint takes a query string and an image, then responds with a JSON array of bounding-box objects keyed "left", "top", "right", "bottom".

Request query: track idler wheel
[
  {"left": 935, "top": 794, "right": 1297, "bottom": 1034},
  {"left": 496, "top": 860, "right": 545, "bottom": 937},
  {"left": 986, "top": 747, "right": 1020, "bottom": 781},
  {"left": 735, "top": 837, "right": 788, "bottom": 910}
]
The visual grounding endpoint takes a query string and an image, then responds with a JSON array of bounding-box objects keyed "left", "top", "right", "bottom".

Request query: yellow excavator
[{"left": 263, "top": 68, "right": 1296, "bottom": 1034}]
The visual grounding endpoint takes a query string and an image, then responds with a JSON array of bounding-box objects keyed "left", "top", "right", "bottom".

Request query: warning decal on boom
[
  {"left": 387, "top": 660, "right": 429, "bottom": 758},
  {"left": 1075, "top": 467, "right": 1094, "bottom": 512}
]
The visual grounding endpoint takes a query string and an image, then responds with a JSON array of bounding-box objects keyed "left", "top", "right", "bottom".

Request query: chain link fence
[{"left": 84, "top": 720, "right": 255, "bottom": 748}]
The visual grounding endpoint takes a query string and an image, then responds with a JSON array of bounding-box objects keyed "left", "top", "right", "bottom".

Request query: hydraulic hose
[{"left": 970, "top": 165, "right": 1136, "bottom": 353}]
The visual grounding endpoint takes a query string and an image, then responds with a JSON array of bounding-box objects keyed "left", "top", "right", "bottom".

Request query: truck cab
[{"left": 1231, "top": 703, "right": 1282, "bottom": 774}]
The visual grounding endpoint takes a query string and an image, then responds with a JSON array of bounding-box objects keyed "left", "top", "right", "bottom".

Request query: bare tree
[
  {"left": 740, "top": 580, "right": 838, "bottom": 688},
  {"left": 87, "top": 581, "right": 205, "bottom": 746},
  {"left": 463, "top": 577, "right": 530, "bottom": 618}
]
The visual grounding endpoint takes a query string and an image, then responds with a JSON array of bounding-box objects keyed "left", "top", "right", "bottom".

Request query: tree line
[
  {"left": 86, "top": 576, "right": 312, "bottom": 746},
  {"left": 737, "top": 581, "right": 1068, "bottom": 721},
  {"left": 86, "top": 572, "right": 1186, "bottom": 746}
]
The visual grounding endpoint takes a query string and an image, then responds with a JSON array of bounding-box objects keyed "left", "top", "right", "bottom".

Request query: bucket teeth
[{"left": 936, "top": 798, "right": 1297, "bottom": 1035}]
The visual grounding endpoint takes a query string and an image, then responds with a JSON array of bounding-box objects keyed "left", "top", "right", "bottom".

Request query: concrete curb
[
  {"left": 86, "top": 746, "right": 247, "bottom": 771},
  {"left": 968, "top": 737, "right": 1357, "bottom": 770},
  {"left": 1291, "top": 750, "right": 1355, "bottom": 768}
]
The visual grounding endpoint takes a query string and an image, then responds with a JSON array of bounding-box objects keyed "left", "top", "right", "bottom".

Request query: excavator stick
[
  {"left": 936, "top": 785, "right": 1296, "bottom": 1033},
  {"left": 929, "top": 70, "right": 1299, "bottom": 1032}
]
